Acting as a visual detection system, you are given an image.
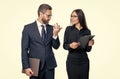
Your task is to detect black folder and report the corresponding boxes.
[78,35,95,49]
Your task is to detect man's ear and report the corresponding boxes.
[39,12,43,17]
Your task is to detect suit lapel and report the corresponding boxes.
[44,24,53,44]
[32,22,53,45]
[32,21,44,44]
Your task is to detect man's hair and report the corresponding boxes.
[38,4,52,16]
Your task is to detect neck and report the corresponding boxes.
[75,23,83,30]
[37,17,43,24]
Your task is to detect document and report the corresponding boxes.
[29,58,40,77]
[78,35,95,49]
[22,58,40,77]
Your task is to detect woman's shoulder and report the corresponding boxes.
[65,25,74,31]
[83,28,91,35]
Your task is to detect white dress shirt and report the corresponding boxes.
[36,20,57,39]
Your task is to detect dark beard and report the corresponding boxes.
[42,18,49,24]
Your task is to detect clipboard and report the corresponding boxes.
[78,35,95,49]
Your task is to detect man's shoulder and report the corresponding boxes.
[65,25,73,31]
[23,21,36,31]
[24,21,36,27]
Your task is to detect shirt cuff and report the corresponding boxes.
[52,35,58,39]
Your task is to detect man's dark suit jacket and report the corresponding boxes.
[21,21,60,70]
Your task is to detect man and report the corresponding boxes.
[21,4,62,79]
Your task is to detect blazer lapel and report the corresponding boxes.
[32,22,53,45]
[32,21,44,44]
[44,24,53,44]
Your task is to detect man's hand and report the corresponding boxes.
[24,68,33,77]
[53,23,62,37]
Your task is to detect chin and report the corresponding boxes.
[71,22,76,24]
[43,21,49,24]
[71,23,76,25]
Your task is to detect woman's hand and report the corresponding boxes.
[88,39,94,46]
[69,42,80,49]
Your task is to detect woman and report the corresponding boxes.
[63,9,94,79]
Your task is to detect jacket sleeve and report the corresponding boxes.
[85,30,92,52]
[52,36,60,49]
[63,26,72,50]
[21,26,30,69]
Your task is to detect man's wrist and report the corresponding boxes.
[53,35,58,39]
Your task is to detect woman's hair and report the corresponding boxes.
[72,9,88,29]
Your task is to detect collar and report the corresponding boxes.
[36,20,42,27]
[36,19,46,26]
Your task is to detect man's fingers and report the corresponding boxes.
[30,70,34,75]
[25,68,33,77]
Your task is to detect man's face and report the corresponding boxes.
[41,10,52,24]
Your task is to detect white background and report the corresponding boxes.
[0,0,120,79]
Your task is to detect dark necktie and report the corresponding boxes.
[41,25,46,41]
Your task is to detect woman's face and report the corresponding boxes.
[70,11,79,25]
